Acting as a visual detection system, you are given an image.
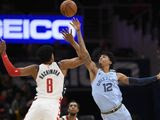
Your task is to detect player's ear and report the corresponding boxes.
[67,108,69,113]
[109,60,112,65]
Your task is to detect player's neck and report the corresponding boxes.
[68,114,77,120]
[102,66,110,73]
[44,60,54,65]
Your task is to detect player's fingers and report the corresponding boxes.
[61,31,65,35]
[62,28,67,32]
[73,17,76,21]
[0,39,4,44]
[62,28,68,34]
[61,29,67,35]
[2,40,5,43]
[63,36,70,41]
[1,40,5,45]
[76,18,79,22]
[70,22,74,27]
[61,31,67,37]
[3,41,6,47]
[66,27,69,31]
[63,36,69,41]
[72,18,76,24]
[65,28,69,34]
[62,36,66,40]
[61,28,66,33]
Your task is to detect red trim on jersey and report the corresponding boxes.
[66,115,69,120]
[1,52,21,76]
[66,115,77,120]
[57,97,63,120]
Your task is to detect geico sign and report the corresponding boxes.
[0,19,76,39]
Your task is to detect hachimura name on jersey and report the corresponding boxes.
[36,62,64,99]
[39,69,60,79]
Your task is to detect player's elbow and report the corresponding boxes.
[8,72,17,77]
[7,69,21,77]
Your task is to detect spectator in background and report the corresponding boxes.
[0,90,11,120]
[61,100,79,120]
[11,92,22,120]
[132,113,142,120]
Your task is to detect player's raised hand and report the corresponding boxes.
[70,17,81,31]
[61,28,75,43]
[0,39,6,55]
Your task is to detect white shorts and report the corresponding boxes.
[24,98,61,120]
[101,104,132,120]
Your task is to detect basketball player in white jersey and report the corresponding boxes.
[0,32,85,120]
[69,18,160,120]
[61,100,79,120]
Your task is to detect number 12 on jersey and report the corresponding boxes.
[47,78,53,93]
[103,83,112,92]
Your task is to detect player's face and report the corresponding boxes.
[68,102,79,114]
[99,54,112,67]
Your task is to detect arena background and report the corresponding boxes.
[0,0,160,120]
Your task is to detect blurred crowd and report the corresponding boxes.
[0,74,35,120]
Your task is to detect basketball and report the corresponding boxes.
[60,0,77,17]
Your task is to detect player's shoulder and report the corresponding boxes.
[26,64,39,71]
[110,69,116,72]
[57,60,64,68]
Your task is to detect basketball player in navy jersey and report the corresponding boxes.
[61,100,79,120]
[0,30,85,120]
[69,18,160,120]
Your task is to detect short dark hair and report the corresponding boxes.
[101,51,115,65]
[37,45,53,63]
[68,100,80,109]
[92,49,115,69]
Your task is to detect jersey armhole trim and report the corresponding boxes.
[35,65,40,81]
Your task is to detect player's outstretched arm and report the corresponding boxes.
[58,57,84,76]
[0,40,38,78]
[61,28,82,58]
[70,18,98,81]
[117,72,160,86]
[70,18,90,60]
[59,29,85,76]
[70,18,86,51]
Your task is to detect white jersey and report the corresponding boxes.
[35,62,64,99]
[61,115,78,120]
[91,69,122,113]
